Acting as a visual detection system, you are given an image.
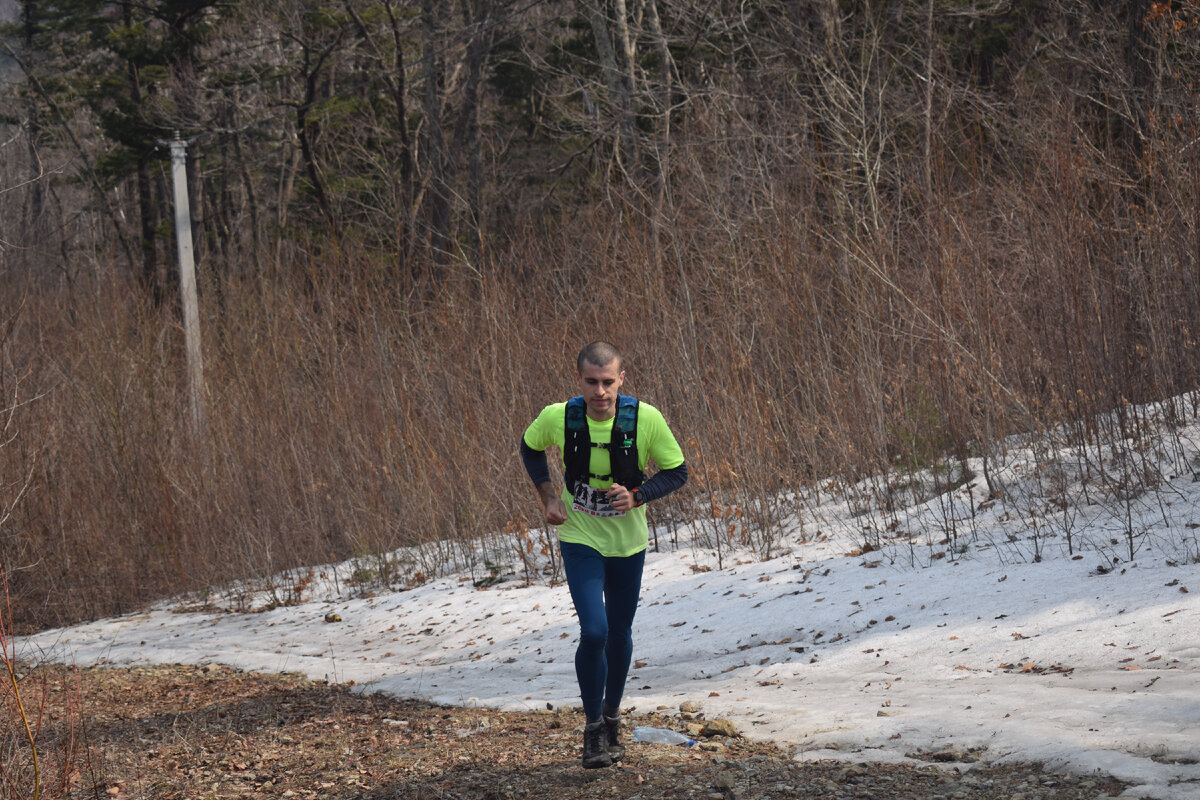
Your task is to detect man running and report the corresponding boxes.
[520,341,689,769]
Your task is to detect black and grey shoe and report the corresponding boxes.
[582,719,613,769]
[603,713,625,762]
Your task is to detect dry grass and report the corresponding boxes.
[1,568,80,800]
[7,135,1200,631]
[4,3,1200,634]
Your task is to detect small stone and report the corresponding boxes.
[713,772,736,790]
[680,700,701,713]
[702,719,740,738]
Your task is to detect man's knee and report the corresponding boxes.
[579,622,609,650]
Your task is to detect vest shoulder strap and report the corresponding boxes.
[612,395,638,444]
[565,395,639,430]
[565,395,589,430]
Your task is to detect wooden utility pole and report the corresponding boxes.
[168,134,206,437]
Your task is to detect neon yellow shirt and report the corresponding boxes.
[523,399,685,557]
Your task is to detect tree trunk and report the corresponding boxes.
[1123,0,1152,157]
[421,0,451,273]
[373,0,417,267]
[456,0,490,263]
[137,152,162,303]
[21,0,48,249]
[584,0,638,171]
[923,0,934,197]
[644,0,673,202]
[296,39,340,234]
[125,31,162,302]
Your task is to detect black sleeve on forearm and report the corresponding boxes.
[637,461,688,504]
[520,437,551,486]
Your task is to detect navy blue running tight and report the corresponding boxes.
[559,541,646,720]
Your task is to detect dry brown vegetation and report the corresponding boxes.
[5,4,1200,798]
[3,2,1200,632]
[7,131,1200,631]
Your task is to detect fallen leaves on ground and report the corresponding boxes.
[14,662,1126,800]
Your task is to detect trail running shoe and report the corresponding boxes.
[603,713,625,762]
[582,719,613,769]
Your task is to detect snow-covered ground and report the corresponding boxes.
[19,410,1200,799]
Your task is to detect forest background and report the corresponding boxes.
[2,0,1200,634]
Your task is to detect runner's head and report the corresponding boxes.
[577,341,622,373]
[576,341,625,420]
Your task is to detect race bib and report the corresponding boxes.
[572,484,623,517]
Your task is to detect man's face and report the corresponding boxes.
[576,359,625,420]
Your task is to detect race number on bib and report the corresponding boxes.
[572,484,624,517]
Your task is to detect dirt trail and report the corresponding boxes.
[11,663,1127,799]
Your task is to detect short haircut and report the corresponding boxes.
[577,341,623,372]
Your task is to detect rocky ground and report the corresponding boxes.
[7,663,1129,799]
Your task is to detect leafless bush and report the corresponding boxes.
[0,334,79,799]
[1,567,82,800]
[8,2,1200,629]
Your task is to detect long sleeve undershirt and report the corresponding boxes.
[520,438,688,504]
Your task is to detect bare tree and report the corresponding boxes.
[421,0,451,272]
[582,0,638,171]
[455,0,492,263]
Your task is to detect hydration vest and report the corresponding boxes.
[563,395,644,494]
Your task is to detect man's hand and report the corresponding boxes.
[606,483,638,514]
[543,496,568,525]
[536,482,568,525]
